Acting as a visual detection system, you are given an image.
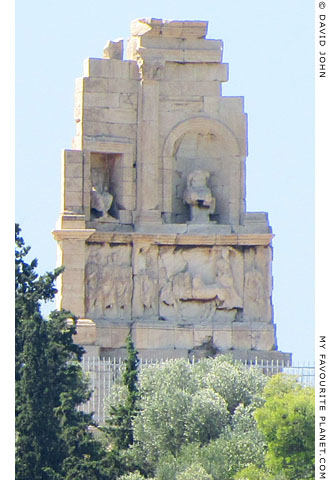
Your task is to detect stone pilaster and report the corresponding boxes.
[135,59,164,226]
[52,229,95,317]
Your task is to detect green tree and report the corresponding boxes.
[103,335,140,451]
[125,356,267,470]
[118,472,150,480]
[234,464,287,480]
[177,463,213,480]
[15,225,117,480]
[254,374,315,480]
[155,404,266,480]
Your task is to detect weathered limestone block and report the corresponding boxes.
[159,80,221,98]
[72,319,97,345]
[130,18,208,39]
[231,323,275,351]
[79,77,110,93]
[174,328,194,349]
[56,214,86,230]
[83,91,120,107]
[138,36,223,53]
[83,121,137,139]
[96,324,130,348]
[136,348,189,360]
[84,107,137,124]
[164,62,228,82]
[61,150,84,214]
[213,328,233,350]
[82,77,138,95]
[103,39,124,60]
[84,58,130,79]
[135,47,222,63]
[160,97,204,114]
[133,324,175,350]
[119,92,138,108]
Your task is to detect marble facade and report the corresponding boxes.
[53,18,290,362]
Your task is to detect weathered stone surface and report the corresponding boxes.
[103,39,124,60]
[130,18,208,39]
[54,18,290,362]
[164,62,228,82]
[84,58,130,79]
[72,319,97,345]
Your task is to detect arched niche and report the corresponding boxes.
[161,116,244,225]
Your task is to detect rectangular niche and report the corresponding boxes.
[89,152,135,222]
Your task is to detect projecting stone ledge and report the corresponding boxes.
[85,231,274,246]
[73,320,292,365]
[130,18,209,38]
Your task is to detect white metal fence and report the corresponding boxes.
[78,357,315,425]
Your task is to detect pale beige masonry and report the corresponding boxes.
[54,18,291,363]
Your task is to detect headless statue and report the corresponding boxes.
[90,169,114,219]
[184,169,216,223]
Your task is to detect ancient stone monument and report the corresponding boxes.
[53,18,291,362]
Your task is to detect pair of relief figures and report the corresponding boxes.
[91,167,215,224]
[85,246,133,318]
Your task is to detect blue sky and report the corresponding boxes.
[15,0,314,363]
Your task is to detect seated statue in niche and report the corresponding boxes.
[90,169,117,221]
[184,169,216,223]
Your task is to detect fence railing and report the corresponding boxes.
[78,356,315,425]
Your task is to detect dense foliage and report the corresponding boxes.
[106,355,269,479]
[105,357,315,480]
[254,375,315,480]
[15,225,117,480]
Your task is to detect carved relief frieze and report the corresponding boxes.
[159,245,244,322]
[133,243,159,317]
[84,241,272,325]
[85,244,132,320]
[243,246,272,323]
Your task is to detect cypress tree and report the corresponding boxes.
[103,335,140,450]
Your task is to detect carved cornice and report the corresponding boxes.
[52,229,96,242]
[85,231,273,246]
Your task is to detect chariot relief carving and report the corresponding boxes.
[159,246,243,321]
